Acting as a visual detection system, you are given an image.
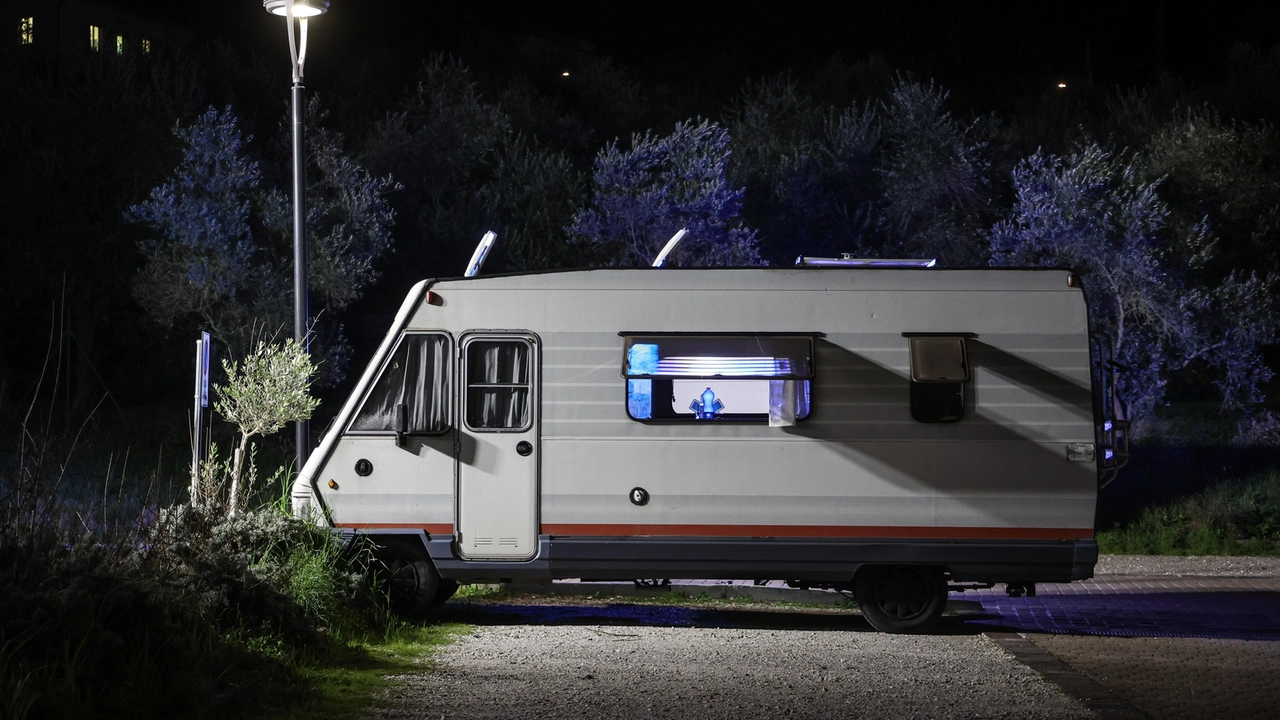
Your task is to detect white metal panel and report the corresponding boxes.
[321,435,454,525]
[321,268,1098,538]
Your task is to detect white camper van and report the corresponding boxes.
[292,266,1127,632]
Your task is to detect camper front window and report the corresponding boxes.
[621,334,814,424]
[349,333,451,434]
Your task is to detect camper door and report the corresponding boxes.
[456,333,539,560]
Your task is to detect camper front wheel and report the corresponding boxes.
[854,565,947,634]
[386,550,442,619]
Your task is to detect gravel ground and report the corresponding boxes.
[1095,554,1280,577]
[369,627,1094,720]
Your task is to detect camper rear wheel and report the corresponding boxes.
[855,565,947,634]
[385,548,442,620]
[432,578,460,607]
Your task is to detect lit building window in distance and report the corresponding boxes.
[89,25,99,51]
[142,38,151,54]
[20,17,34,45]
[116,35,123,54]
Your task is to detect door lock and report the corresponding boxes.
[516,441,533,456]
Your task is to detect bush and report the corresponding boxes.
[1098,471,1280,555]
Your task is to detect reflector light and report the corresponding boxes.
[1103,420,1113,432]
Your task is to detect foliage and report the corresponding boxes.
[990,142,1279,430]
[1097,471,1280,556]
[211,338,318,513]
[724,75,996,266]
[569,118,762,266]
[877,78,996,265]
[128,104,398,386]
[1136,106,1280,277]
[479,136,586,271]
[362,56,510,275]
[725,75,881,263]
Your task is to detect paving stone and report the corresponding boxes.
[1029,634,1280,720]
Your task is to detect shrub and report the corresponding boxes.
[1098,471,1280,555]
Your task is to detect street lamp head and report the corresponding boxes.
[263,0,329,18]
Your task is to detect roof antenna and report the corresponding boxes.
[464,231,497,277]
[651,228,688,267]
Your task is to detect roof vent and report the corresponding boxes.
[795,255,936,268]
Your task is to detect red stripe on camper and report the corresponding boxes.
[539,523,1093,540]
[333,523,453,534]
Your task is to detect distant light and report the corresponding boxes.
[263,0,330,17]
[561,71,571,77]
[1057,82,1068,89]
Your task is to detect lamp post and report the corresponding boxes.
[263,0,329,473]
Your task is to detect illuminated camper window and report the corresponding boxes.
[621,334,814,424]
[906,335,970,423]
[349,333,451,434]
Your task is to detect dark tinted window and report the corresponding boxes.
[907,336,968,423]
[349,334,450,433]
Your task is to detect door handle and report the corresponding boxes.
[516,441,533,456]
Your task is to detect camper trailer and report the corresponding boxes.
[292,266,1126,633]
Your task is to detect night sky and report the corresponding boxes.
[114,0,1280,111]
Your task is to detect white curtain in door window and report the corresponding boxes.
[467,341,530,429]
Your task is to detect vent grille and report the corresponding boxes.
[473,537,493,547]
[498,537,519,547]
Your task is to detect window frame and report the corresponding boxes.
[904,333,974,424]
[619,332,818,425]
[346,331,453,437]
[462,335,535,434]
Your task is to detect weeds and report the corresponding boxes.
[1098,470,1280,555]
[0,319,454,719]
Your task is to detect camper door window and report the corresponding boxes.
[464,339,533,431]
[906,335,970,424]
[349,333,451,434]
[621,334,814,423]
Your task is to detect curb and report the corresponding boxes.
[985,632,1150,720]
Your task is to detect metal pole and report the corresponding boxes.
[292,78,309,472]
[192,337,204,501]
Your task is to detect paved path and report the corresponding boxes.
[957,574,1280,719]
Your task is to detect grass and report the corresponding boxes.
[273,623,469,720]
[1098,470,1280,556]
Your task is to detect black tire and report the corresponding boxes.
[385,548,442,620]
[854,565,947,634]
[431,578,460,607]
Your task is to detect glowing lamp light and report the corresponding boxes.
[657,357,794,377]
[1057,82,1068,89]
[689,387,725,419]
[562,71,571,77]
[1105,449,1115,461]
[263,0,330,17]
[1103,420,1113,432]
